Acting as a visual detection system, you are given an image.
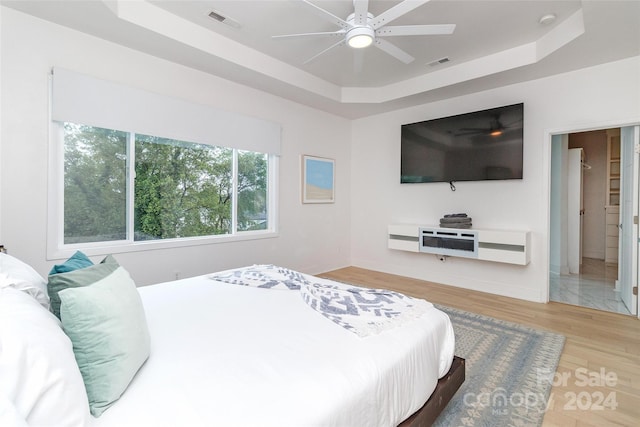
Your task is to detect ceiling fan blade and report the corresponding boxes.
[374,38,415,64]
[459,128,491,132]
[300,0,350,30]
[272,30,346,40]
[303,39,346,64]
[503,118,523,127]
[353,0,369,26]
[370,0,431,30]
[377,24,456,37]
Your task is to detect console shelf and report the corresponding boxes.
[388,224,530,265]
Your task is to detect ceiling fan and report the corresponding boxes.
[272,0,455,64]
[456,115,522,137]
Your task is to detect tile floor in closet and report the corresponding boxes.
[550,257,631,315]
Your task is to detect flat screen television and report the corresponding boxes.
[401,103,523,183]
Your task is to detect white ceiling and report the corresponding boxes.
[4,0,640,118]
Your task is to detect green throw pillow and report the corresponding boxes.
[59,266,150,417]
[49,250,94,275]
[47,255,119,319]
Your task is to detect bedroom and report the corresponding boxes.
[1,1,639,426]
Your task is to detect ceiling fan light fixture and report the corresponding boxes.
[347,27,374,48]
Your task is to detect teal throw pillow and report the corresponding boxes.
[59,266,150,417]
[47,255,119,319]
[49,250,94,275]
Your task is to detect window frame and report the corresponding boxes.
[47,122,279,261]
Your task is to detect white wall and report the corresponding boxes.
[0,8,351,285]
[350,56,640,302]
[569,130,608,260]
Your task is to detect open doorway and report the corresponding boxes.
[549,127,638,316]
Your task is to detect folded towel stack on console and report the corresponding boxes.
[440,213,472,229]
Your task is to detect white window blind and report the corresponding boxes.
[51,67,281,155]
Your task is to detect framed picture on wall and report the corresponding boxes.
[302,155,335,204]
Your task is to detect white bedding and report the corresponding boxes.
[88,270,455,427]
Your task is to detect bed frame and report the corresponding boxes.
[399,356,465,427]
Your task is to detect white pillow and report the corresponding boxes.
[0,287,90,426]
[0,253,49,309]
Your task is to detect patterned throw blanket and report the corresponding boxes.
[210,265,431,337]
[209,264,311,290]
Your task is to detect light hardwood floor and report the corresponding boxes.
[321,267,640,427]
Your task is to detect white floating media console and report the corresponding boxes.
[388,224,530,265]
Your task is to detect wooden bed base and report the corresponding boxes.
[398,356,465,427]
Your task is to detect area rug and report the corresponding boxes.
[433,304,565,427]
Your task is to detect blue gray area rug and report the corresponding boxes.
[434,305,565,427]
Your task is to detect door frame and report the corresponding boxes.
[619,126,639,314]
[544,119,640,319]
[567,148,583,274]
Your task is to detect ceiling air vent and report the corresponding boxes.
[208,9,241,29]
[428,57,450,67]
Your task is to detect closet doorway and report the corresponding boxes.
[549,126,638,316]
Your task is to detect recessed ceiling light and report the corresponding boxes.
[538,13,557,25]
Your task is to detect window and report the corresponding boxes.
[48,68,280,258]
[56,122,275,252]
[63,123,127,244]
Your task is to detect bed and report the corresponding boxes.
[0,253,463,426]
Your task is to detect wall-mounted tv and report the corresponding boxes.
[401,103,523,183]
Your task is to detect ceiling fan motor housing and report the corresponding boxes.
[346,12,375,48]
[347,26,375,48]
[273,1,455,64]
